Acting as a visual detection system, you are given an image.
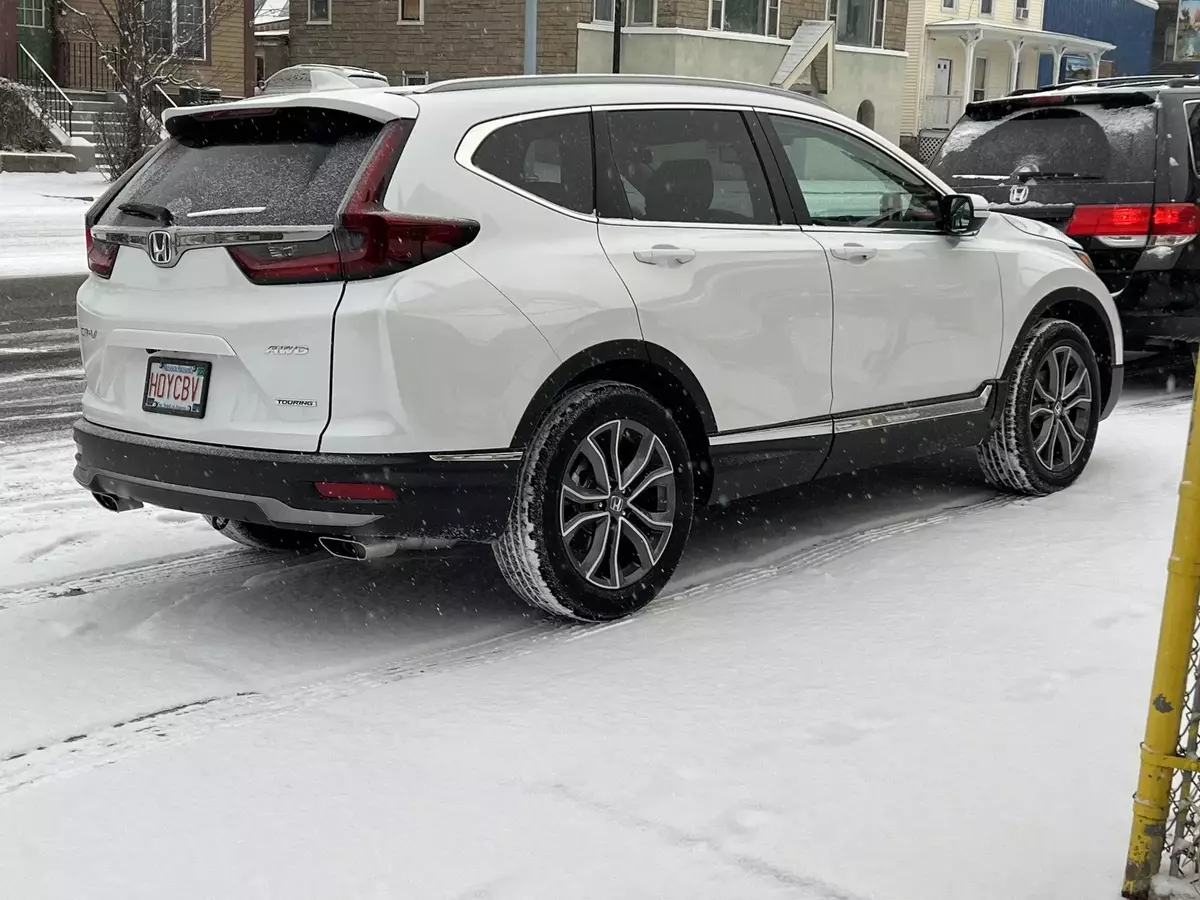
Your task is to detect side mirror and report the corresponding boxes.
[940,194,978,235]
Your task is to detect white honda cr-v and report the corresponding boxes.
[75,74,1122,621]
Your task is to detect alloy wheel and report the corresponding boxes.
[1029,344,1093,472]
[558,419,677,590]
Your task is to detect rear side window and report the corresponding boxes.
[932,103,1157,182]
[98,108,383,228]
[601,108,777,226]
[472,113,595,215]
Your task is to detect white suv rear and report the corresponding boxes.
[75,75,1123,621]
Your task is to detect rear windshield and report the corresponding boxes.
[931,102,1157,183]
[98,108,382,228]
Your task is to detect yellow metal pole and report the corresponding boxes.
[1124,370,1200,899]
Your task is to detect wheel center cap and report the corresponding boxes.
[1054,401,1063,416]
[608,495,625,514]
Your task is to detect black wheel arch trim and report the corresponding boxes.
[1005,287,1118,406]
[509,340,719,449]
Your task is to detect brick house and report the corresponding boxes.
[289,0,912,143]
[6,0,252,99]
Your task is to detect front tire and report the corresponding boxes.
[205,517,320,553]
[977,318,1102,495]
[494,381,695,622]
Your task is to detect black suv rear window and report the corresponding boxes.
[98,108,383,228]
[932,102,1157,182]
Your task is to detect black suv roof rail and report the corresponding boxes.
[1009,74,1200,97]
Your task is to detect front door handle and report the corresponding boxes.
[634,245,696,266]
[829,242,878,263]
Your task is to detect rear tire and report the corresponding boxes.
[977,318,1101,496]
[205,516,320,553]
[493,381,694,622]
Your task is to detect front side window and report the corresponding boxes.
[767,114,941,230]
[710,0,780,36]
[602,109,777,225]
[472,113,595,216]
[148,0,208,59]
[834,0,885,48]
[16,0,45,29]
[308,0,330,22]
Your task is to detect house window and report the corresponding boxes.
[832,0,885,49]
[16,0,46,29]
[631,0,655,25]
[594,0,613,20]
[402,71,428,85]
[1014,0,1029,20]
[399,0,422,23]
[148,0,208,60]
[941,0,955,9]
[980,0,993,14]
[308,0,330,22]
[972,56,988,101]
[255,54,266,82]
[709,0,781,36]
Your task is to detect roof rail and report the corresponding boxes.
[1012,74,1200,96]
[416,73,827,105]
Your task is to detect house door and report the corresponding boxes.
[934,58,952,95]
[972,57,988,102]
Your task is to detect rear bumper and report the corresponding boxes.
[72,419,521,542]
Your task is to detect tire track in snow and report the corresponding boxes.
[0,493,1017,797]
[0,548,271,609]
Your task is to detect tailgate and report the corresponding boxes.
[80,106,385,452]
[931,98,1158,291]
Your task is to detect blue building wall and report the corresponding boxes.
[1036,0,1157,84]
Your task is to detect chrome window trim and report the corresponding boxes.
[455,105,599,223]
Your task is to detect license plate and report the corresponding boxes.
[143,357,211,418]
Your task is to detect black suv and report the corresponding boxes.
[930,76,1200,351]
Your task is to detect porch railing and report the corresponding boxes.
[16,45,73,138]
[923,93,965,130]
[57,41,178,130]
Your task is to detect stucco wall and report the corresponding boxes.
[577,26,789,83]
[827,47,907,144]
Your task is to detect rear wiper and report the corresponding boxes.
[1012,172,1100,182]
[118,202,173,225]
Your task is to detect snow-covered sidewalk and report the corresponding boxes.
[0,171,108,278]
[0,399,1182,899]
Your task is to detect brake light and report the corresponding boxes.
[1066,204,1200,237]
[86,228,117,278]
[228,235,342,285]
[314,482,397,501]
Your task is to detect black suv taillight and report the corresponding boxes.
[227,120,479,285]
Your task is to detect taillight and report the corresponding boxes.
[1066,204,1200,237]
[226,119,479,285]
[228,235,343,285]
[86,228,117,279]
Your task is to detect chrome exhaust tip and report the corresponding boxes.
[318,536,456,560]
[91,491,143,513]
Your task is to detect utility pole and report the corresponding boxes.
[523,0,537,75]
[612,0,623,73]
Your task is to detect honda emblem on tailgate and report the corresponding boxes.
[148,230,173,266]
[1009,185,1030,205]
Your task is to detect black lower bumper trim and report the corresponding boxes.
[72,419,520,542]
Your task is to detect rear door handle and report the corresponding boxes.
[829,243,877,263]
[634,245,696,266]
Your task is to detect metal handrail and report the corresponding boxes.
[16,44,74,138]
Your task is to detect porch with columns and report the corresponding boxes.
[920,20,1115,132]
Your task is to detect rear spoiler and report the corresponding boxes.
[162,91,417,135]
[965,90,1156,121]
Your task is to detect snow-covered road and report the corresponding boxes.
[0,391,1188,899]
[0,172,107,279]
